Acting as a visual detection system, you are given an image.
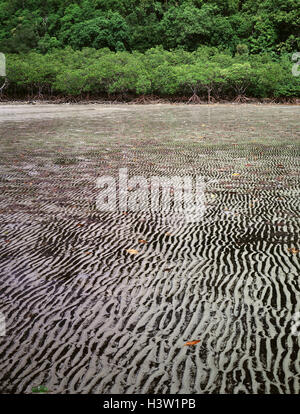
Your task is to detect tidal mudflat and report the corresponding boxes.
[0,103,299,393]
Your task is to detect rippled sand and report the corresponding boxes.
[0,104,299,394]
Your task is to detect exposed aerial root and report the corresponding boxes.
[187,93,203,104]
[233,95,252,103]
[129,95,170,104]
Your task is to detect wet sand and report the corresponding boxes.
[0,104,299,393]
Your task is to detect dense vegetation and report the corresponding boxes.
[1,0,299,54]
[5,47,299,101]
[0,0,299,101]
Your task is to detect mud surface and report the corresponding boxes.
[0,104,299,393]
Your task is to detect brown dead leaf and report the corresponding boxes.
[184,340,201,346]
[126,249,139,255]
[138,239,147,244]
[288,248,299,254]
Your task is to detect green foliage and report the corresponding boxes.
[0,0,299,100]
[31,385,48,393]
[176,61,225,102]
[5,47,299,100]
[236,44,249,56]
[59,12,130,51]
[7,51,59,95]
[160,4,218,50]
[37,34,61,53]
[223,62,257,96]
[0,0,298,54]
